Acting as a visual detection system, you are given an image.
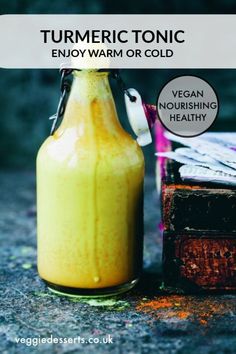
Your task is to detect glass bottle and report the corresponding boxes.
[37,70,144,296]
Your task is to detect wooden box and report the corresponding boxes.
[155,122,236,291]
[163,232,236,291]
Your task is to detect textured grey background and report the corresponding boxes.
[1,172,236,354]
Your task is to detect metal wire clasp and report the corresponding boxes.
[49,68,72,135]
[111,70,136,102]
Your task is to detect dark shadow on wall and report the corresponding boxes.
[1,0,236,171]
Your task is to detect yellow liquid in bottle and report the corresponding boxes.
[37,71,144,292]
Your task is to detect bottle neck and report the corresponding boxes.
[60,71,122,134]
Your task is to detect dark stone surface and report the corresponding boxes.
[0,172,236,354]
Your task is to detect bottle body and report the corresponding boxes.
[37,71,144,294]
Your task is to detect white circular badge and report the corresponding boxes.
[157,75,219,137]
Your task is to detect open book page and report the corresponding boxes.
[156,132,236,185]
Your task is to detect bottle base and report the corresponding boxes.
[44,278,139,298]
